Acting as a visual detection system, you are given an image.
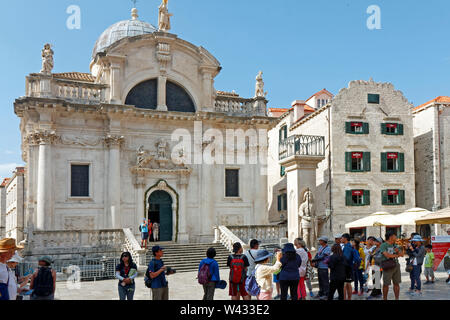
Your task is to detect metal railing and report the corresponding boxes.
[279,135,325,160]
[17,257,121,282]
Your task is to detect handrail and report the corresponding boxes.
[279,135,325,160]
[214,226,247,252]
[123,228,147,266]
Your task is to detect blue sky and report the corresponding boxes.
[1,0,450,180]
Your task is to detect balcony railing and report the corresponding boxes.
[279,135,325,160]
[214,95,267,117]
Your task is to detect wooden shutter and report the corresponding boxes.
[382,190,388,205]
[345,152,352,172]
[399,190,405,205]
[363,122,369,134]
[381,123,386,135]
[398,124,404,135]
[345,122,352,133]
[364,190,370,206]
[346,191,352,206]
[363,152,371,172]
[398,153,405,172]
[381,153,387,172]
[277,195,282,211]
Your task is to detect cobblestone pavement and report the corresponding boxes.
[55,264,450,301]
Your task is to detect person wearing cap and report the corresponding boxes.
[227,242,251,301]
[279,243,302,301]
[148,246,170,300]
[198,248,221,300]
[244,239,261,279]
[7,251,31,300]
[367,237,383,299]
[334,234,343,248]
[254,250,282,300]
[312,236,331,300]
[407,235,426,296]
[29,256,56,300]
[0,238,23,300]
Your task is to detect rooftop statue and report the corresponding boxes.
[255,71,267,98]
[159,0,173,32]
[40,43,54,75]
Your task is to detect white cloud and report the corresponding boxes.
[0,163,23,180]
[4,150,14,155]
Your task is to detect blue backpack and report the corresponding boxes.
[352,249,362,267]
[245,268,261,297]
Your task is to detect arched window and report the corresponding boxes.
[125,79,196,113]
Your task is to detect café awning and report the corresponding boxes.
[389,208,432,226]
[345,212,400,229]
[415,207,450,225]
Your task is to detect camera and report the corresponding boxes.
[166,267,176,275]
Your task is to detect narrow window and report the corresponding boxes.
[225,169,239,197]
[386,153,398,171]
[71,165,89,197]
[351,152,363,171]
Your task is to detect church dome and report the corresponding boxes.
[92,8,157,59]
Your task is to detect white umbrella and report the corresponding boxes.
[391,208,431,226]
[416,206,450,225]
[345,212,401,237]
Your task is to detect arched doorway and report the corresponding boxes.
[148,190,173,242]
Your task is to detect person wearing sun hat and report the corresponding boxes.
[407,235,426,296]
[30,256,57,300]
[254,249,282,300]
[0,238,24,300]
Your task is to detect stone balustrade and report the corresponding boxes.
[214,95,267,117]
[123,228,147,266]
[29,229,125,253]
[226,225,288,245]
[214,226,247,252]
[26,74,107,104]
[279,135,326,161]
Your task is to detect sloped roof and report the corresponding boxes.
[305,88,333,102]
[0,178,10,187]
[53,72,96,83]
[413,96,450,112]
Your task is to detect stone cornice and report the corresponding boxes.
[14,97,278,127]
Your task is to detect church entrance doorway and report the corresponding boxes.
[148,190,173,242]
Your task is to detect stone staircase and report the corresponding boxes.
[144,242,231,273]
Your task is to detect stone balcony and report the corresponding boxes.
[279,135,326,161]
[25,73,108,105]
[214,93,267,117]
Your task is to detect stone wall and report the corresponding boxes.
[0,186,5,238]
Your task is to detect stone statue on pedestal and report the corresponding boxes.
[254,71,267,98]
[136,145,146,166]
[158,0,173,32]
[40,43,54,74]
[299,189,315,250]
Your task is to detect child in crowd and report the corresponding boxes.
[424,245,435,284]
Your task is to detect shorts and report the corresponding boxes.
[424,267,434,279]
[273,274,280,283]
[141,232,149,240]
[229,282,249,297]
[382,262,402,286]
[345,266,354,283]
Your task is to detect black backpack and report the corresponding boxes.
[33,267,54,297]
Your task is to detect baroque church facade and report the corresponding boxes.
[13,5,275,244]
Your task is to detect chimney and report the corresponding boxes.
[292,100,305,121]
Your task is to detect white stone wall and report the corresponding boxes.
[5,173,24,242]
[0,186,5,238]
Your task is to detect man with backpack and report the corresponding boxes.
[341,233,361,300]
[29,256,56,300]
[227,242,250,300]
[147,246,172,300]
[367,237,383,299]
[198,248,221,300]
[244,239,260,279]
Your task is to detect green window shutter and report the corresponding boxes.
[399,190,405,205]
[294,140,300,152]
[280,166,285,177]
[345,152,352,172]
[398,124,404,135]
[346,191,352,206]
[345,122,352,133]
[381,123,386,135]
[277,195,282,211]
[283,194,287,210]
[284,126,288,139]
[279,129,282,141]
[363,152,371,172]
[364,190,370,206]
[381,153,387,172]
[398,153,405,172]
[382,190,388,205]
[363,122,369,134]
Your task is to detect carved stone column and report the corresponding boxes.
[157,75,168,111]
[177,174,189,243]
[33,131,58,230]
[134,174,146,235]
[105,135,124,229]
[280,155,324,243]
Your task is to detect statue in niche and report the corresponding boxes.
[40,43,54,74]
[136,145,146,166]
[156,140,168,159]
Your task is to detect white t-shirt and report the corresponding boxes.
[0,263,17,300]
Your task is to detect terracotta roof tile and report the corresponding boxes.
[1,178,10,187]
[53,72,96,83]
[305,88,333,102]
[414,96,450,111]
